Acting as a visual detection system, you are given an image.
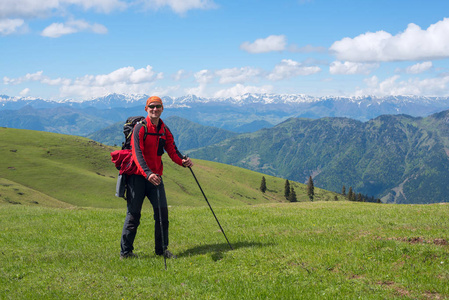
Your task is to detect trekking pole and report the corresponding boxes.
[156,184,167,270]
[187,166,233,250]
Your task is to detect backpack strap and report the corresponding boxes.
[144,123,166,137]
[141,120,148,142]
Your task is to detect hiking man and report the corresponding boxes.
[120,96,193,259]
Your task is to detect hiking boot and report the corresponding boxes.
[158,249,177,259]
[120,252,138,260]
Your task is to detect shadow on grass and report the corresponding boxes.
[177,241,273,261]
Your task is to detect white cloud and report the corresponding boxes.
[172,69,191,81]
[329,61,379,75]
[140,0,218,14]
[193,69,214,84]
[3,71,46,85]
[19,88,30,96]
[356,74,449,97]
[4,66,164,99]
[0,0,127,18]
[215,67,262,84]
[240,35,287,54]
[64,0,127,13]
[60,65,164,98]
[183,69,215,97]
[267,59,321,81]
[41,19,107,37]
[0,18,27,35]
[41,77,72,86]
[330,18,449,62]
[74,65,163,87]
[213,84,273,98]
[405,61,433,74]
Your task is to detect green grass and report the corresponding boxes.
[1,202,448,299]
[2,128,448,299]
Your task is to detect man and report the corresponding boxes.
[120,96,193,259]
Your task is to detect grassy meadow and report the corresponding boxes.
[1,202,448,299]
[1,128,448,299]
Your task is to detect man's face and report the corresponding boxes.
[146,102,163,120]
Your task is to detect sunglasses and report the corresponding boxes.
[148,104,162,109]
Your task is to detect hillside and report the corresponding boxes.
[87,115,238,151]
[187,110,449,204]
[0,128,340,208]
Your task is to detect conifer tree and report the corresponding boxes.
[348,187,353,201]
[288,186,297,202]
[341,185,346,196]
[260,176,267,193]
[307,176,314,202]
[284,179,290,199]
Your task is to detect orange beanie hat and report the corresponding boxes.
[145,96,163,109]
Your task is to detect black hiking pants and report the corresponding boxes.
[120,174,169,256]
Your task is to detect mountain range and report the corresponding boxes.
[187,110,449,204]
[2,93,449,204]
[3,93,449,133]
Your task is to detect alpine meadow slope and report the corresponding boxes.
[187,110,449,204]
[0,128,340,208]
[87,115,238,151]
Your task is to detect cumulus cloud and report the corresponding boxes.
[0,18,27,35]
[193,69,214,84]
[267,59,321,81]
[0,0,127,18]
[3,71,47,85]
[140,0,218,14]
[172,69,191,81]
[329,61,379,75]
[41,19,107,37]
[4,65,164,99]
[330,18,449,62]
[215,67,263,84]
[182,69,215,97]
[73,65,163,86]
[404,61,433,74]
[19,88,30,96]
[240,35,287,54]
[356,74,449,97]
[60,66,163,98]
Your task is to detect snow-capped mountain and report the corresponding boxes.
[2,92,448,109]
[2,93,449,131]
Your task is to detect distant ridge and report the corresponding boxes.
[3,93,449,133]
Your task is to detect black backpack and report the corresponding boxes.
[121,116,147,150]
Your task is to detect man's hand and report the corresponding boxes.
[148,173,161,185]
[182,157,193,168]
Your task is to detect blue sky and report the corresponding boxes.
[1,0,449,101]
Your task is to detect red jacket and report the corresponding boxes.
[131,117,184,178]
[111,149,138,175]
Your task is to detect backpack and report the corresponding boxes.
[121,116,147,150]
[112,116,166,200]
[112,116,147,200]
